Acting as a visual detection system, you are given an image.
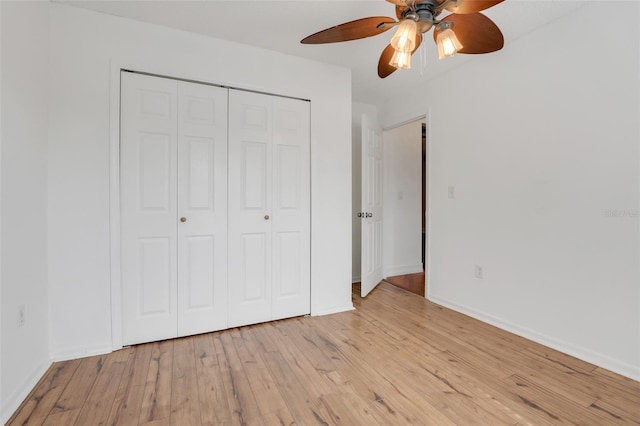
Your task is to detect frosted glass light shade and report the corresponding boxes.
[447,0,462,13]
[390,19,418,53]
[389,49,411,69]
[437,28,463,59]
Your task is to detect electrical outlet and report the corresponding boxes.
[18,304,25,327]
[475,265,484,279]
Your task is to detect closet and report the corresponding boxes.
[120,72,310,346]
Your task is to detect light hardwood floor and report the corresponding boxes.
[8,282,640,425]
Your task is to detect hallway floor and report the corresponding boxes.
[384,271,425,296]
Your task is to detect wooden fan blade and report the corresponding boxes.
[378,44,398,78]
[301,17,396,44]
[378,33,422,79]
[386,0,409,6]
[395,5,405,20]
[446,0,504,14]
[434,13,504,54]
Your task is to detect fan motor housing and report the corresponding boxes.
[404,4,436,33]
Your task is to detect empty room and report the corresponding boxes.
[1,0,639,424]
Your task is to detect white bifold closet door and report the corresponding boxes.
[228,90,311,328]
[120,72,228,345]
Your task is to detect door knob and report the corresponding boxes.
[180,217,187,223]
[264,215,270,220]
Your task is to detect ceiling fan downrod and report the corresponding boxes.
[398,0,449,33]
[400,0,461,21]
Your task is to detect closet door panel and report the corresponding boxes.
[121,72,179,345]
[228,90,273,327]
[271,97,311,320]
[177,81,228,335]
[241,233,268,300]
[242,142,268,209]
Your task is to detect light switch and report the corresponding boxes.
[448,186,455,199]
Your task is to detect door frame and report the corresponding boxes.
[108,62,314,350]
[109,62,125,350]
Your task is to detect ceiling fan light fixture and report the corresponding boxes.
[447,0,462,13]
[299,0,506,79]
[390,18,418,53]
[389,49,411,69]
[436,26,463,59]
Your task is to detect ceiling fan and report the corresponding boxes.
[300,0,505,78]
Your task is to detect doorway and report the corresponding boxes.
[352,112,428,298]
[382,120,427,296]
[380,118,427,297]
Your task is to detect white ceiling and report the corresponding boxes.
[57,0,586,104]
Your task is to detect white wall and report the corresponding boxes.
[1,1,3,412]
[351,102,378,282]
[1,1,51,421]
[379,1,640,379]
[382,120,423,277]
[47,3,353,359]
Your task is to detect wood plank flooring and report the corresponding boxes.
[384,272,425,296]
[8,282,640,425]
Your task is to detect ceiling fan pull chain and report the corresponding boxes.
[419,39,428,76]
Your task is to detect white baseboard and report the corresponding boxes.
[1,358,51,424]
[384,263,423,278]
[50,342,114,362]
[313,303,355,316]
[428,295,640,381]
[352,275,361,283]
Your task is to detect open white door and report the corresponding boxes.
[360,114,383,297]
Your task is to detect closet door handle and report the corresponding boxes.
[264,215,270,220]
[180,217,187,223]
